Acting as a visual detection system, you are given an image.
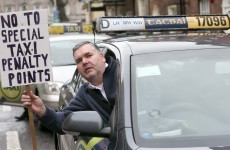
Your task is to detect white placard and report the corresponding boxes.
[0,9,53,87]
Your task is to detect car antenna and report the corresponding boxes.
[92,21,96,43]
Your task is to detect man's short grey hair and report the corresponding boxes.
[72,41,100,56]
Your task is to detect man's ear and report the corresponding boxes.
[100,53,106,62]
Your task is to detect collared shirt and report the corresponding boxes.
[88,83,108,100]
[88,63,108,100]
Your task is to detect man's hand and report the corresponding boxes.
[21,91,46,117]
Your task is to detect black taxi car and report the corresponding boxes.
[58,15,230,149]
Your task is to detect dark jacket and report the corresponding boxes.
[39,57,118,134]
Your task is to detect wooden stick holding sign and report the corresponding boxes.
[26,85,37,150]
[0,9,53,150]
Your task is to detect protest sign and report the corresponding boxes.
[0,9,53,87]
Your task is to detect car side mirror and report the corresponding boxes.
[61,79,71,89]
[62,111,111,138]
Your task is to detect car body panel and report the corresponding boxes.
[36,65,76,109]
[52,66,76,82]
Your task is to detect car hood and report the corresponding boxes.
[52,65,76,83]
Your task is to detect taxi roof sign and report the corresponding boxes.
[49,24,93,34]
[95,15,230,32]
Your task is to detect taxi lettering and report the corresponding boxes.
[64,26,81,32]
[146,18,186,25]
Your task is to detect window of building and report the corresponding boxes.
[20,2,27,11]
[65,4,70,15]
[138,0,149,16]
[168,5,178,15]
[47,4,54,16]
[222,0,230,14]
[34,3,41,10]
[152,5,160,16]
[199,0,210,14]
[5,5,14,12]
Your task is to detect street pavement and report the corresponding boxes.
[0,105,55,150]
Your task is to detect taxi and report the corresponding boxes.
[58,15,230,149]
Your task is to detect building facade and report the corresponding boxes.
[0,0,229,24]
[0,0,86,24]
[136,0,230,16]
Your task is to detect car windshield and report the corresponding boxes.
[50,40,76,66]
[131,48,230,147]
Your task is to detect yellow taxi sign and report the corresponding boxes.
[95,15,230,32]
[82,24,93,33]
[187,16,230,29]
[49,25,81,34]
[49,26,64,34]
[49,24,93,34]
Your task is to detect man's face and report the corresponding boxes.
[73,44,106,85]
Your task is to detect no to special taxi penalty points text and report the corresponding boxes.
[0,11,51,87]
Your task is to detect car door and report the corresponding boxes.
[57,69,82,150]
[71,45,121,150]
[59,68,100,150]
[59,45,121,150]
[68,71,97,150]
[59,69,81,110]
